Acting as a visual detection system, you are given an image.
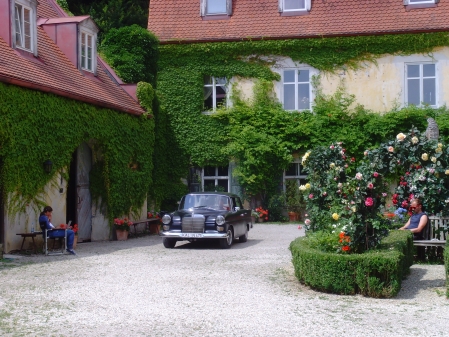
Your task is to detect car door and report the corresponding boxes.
[231,196,245,237]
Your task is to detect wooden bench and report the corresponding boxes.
[129,218,161,237]
[413,216,447,248]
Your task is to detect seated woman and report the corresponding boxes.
[399,198,428,240]
[39,206,76,255]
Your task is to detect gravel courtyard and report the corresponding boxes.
[0,224,447,337]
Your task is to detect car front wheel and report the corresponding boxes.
[163,238,177,248]
[219,228,234,249]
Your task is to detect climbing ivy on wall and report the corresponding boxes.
[0,82,154,218]
[154,32,449,205]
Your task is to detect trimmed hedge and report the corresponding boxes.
[289,230,414,298]
[444,241,449,298]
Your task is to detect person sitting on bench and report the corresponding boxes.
[399,198,428,240]
[39,206,76,255]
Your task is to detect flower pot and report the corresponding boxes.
[116,229,129,241]
[288,212,299,222]
[259,217,264,223]
[72,235,77,249]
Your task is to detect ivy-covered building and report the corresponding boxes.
[0,0,154,252]
[147,0,449,207]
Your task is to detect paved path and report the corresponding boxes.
[0,224,447,337]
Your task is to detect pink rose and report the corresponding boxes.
[365,197,374,207]
[309,194,314,199]
[373,172,379,178]
[330,145,334,149]
[367,183,374,189]
[304,219,311,225]
[382,193,387,197]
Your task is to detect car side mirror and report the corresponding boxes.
[234,206,240,211]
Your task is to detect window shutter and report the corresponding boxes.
[278,0,283,12]
[200,0,206,16]
[226,0,233,15]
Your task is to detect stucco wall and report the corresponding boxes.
[234,47,449,112]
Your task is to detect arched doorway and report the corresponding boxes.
[66,143,92,242]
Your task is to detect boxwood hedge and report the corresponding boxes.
[289,230,414,297]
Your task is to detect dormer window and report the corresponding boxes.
[13,0,37,55]
[278,0,311,15]
[78,19,98,74]
[80,31,94,72]
[200,0,232,17]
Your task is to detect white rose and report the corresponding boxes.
[396,133,406,141]
[411,136,419,144]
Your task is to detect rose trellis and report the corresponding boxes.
[301,127,449,253]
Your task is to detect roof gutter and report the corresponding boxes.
[0,75,147,116]
[159,28,449,44]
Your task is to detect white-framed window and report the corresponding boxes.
[405,63,437,107]
[80,30,95,72]
[283,161,307,189]
[279,0,311,12]
[282,69,312,111]
[405,0,437,4]
[203,76,228,112]
[200,0,232,16]
[203,165,229,192]
[13,0,37,54]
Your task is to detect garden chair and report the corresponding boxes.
[42,228,67,255]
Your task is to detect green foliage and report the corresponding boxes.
[267,193,287,222]
[66,0,149,40]
[136,82,154,114]
[289,230,414,297]
[0,82,154,218]
[100,25,159,85]
[55,0,73,15]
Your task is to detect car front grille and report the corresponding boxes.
[182,215,205,233]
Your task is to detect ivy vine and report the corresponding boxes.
[0,82,154,219]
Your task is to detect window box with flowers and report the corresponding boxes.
[114,218,133,241]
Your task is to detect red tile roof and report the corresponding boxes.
[0,0,144,115]
[148,0,449,43]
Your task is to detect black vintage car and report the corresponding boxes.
[159,192,253,249]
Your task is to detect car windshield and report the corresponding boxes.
[179,195,230,211]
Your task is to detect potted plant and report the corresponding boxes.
[255,207,269,222]
[72,224,78,248]
[285,180,305,222]
[114,217,133,241]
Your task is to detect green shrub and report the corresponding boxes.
[267,193,287,222]
[289,230,414,297]
[100,25,159,85]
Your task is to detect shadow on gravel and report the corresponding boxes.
[395,265,446,299]
[4,235,162,265]
[174,239,262,250]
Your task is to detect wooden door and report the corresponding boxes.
[76,143,92,241]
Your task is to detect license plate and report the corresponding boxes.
[180,233,203,238]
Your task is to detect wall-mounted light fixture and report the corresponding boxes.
[43,159,53,174]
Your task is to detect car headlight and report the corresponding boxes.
[162,214,172,225]
[216,215,225,226]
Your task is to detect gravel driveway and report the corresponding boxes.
[0,224,447,337]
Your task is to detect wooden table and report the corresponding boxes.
[16,232,42,254]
